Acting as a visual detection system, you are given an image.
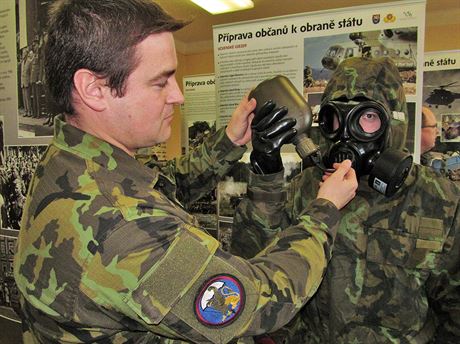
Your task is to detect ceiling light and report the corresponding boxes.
[190,0,254,15]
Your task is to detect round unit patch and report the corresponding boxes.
[195,274,244,327]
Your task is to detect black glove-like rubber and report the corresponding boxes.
[250,100,297,174]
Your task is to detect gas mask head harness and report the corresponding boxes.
[319,97,412,197]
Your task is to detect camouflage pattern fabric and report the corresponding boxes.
[232,57,460,343]
[233,166,460,343]
[14,115,342,343]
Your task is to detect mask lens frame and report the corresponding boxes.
[348,101,389,142]
[318,102,343,140]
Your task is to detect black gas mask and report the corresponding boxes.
[318,99,412,197]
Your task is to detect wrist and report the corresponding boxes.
[225,125,246,146]
[250,151,283,174]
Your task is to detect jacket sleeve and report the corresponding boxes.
[231,169,293,259]
[144,127,247,207]
[98,198,340,344]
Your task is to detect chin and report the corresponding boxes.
[160,130,172,143]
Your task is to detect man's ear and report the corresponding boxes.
[73,69,107,112]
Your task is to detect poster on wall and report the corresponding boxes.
[182,74,217,152]
[422,50,460,180]
[181,75,218,231]
[213,0,426,161]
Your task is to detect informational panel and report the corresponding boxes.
[422,50,460,178]
[182,74,217,152]
[213,0,426,160]
[0,1,20,145]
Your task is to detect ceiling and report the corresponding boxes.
[155,0,460,54]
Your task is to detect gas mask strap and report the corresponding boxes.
[308,151,335,173]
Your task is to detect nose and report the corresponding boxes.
[168,77,184,105]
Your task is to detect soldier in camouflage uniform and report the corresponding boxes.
[232,57,460,343]
[13,1,358,343]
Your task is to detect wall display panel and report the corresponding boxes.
[213,0,426,162]
[182,74,217,151]
[181,75,219,227]
[422,50,460,179]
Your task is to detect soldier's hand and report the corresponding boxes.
[317,160,357,209]
[225,94,256,146]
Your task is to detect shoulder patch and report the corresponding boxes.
[194,274,245,327]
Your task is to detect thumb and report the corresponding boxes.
[332,159,352,179]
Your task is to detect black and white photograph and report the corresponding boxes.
[0,145,47,229]
[17,0,59,138]
[0,229,20,312]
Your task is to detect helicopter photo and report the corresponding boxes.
[321,28,417,72]
[424,82,460,108]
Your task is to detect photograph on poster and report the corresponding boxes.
[0,145,47,229]
[422,68,460,150]
[303,27,418,97]
[188,120,216,152]
[185,120,218,219]
[306,92,323,125]
[0,231,20,311]
[441,114,460,142]
[17,0,59,138]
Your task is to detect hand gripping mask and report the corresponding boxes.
[319,57,413,197]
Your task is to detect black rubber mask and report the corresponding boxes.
[319,99,412,197]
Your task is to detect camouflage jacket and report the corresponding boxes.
[232,165,460,343]
[14,116,342,344]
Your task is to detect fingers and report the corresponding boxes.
[263,118,296,139]
[344,165,357,182]
[246,97,257,114]
[330,160,352,179]
[226,96,257,145]
[262,128,297,154]
[254,105,288,131]
[252,100,276,127]
[316,159,358,210]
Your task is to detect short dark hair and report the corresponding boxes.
[45,0,187,115]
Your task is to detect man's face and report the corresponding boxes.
[104,32,184,154]
[421,108,438,153]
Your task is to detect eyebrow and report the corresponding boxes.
[149,69,176,83]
